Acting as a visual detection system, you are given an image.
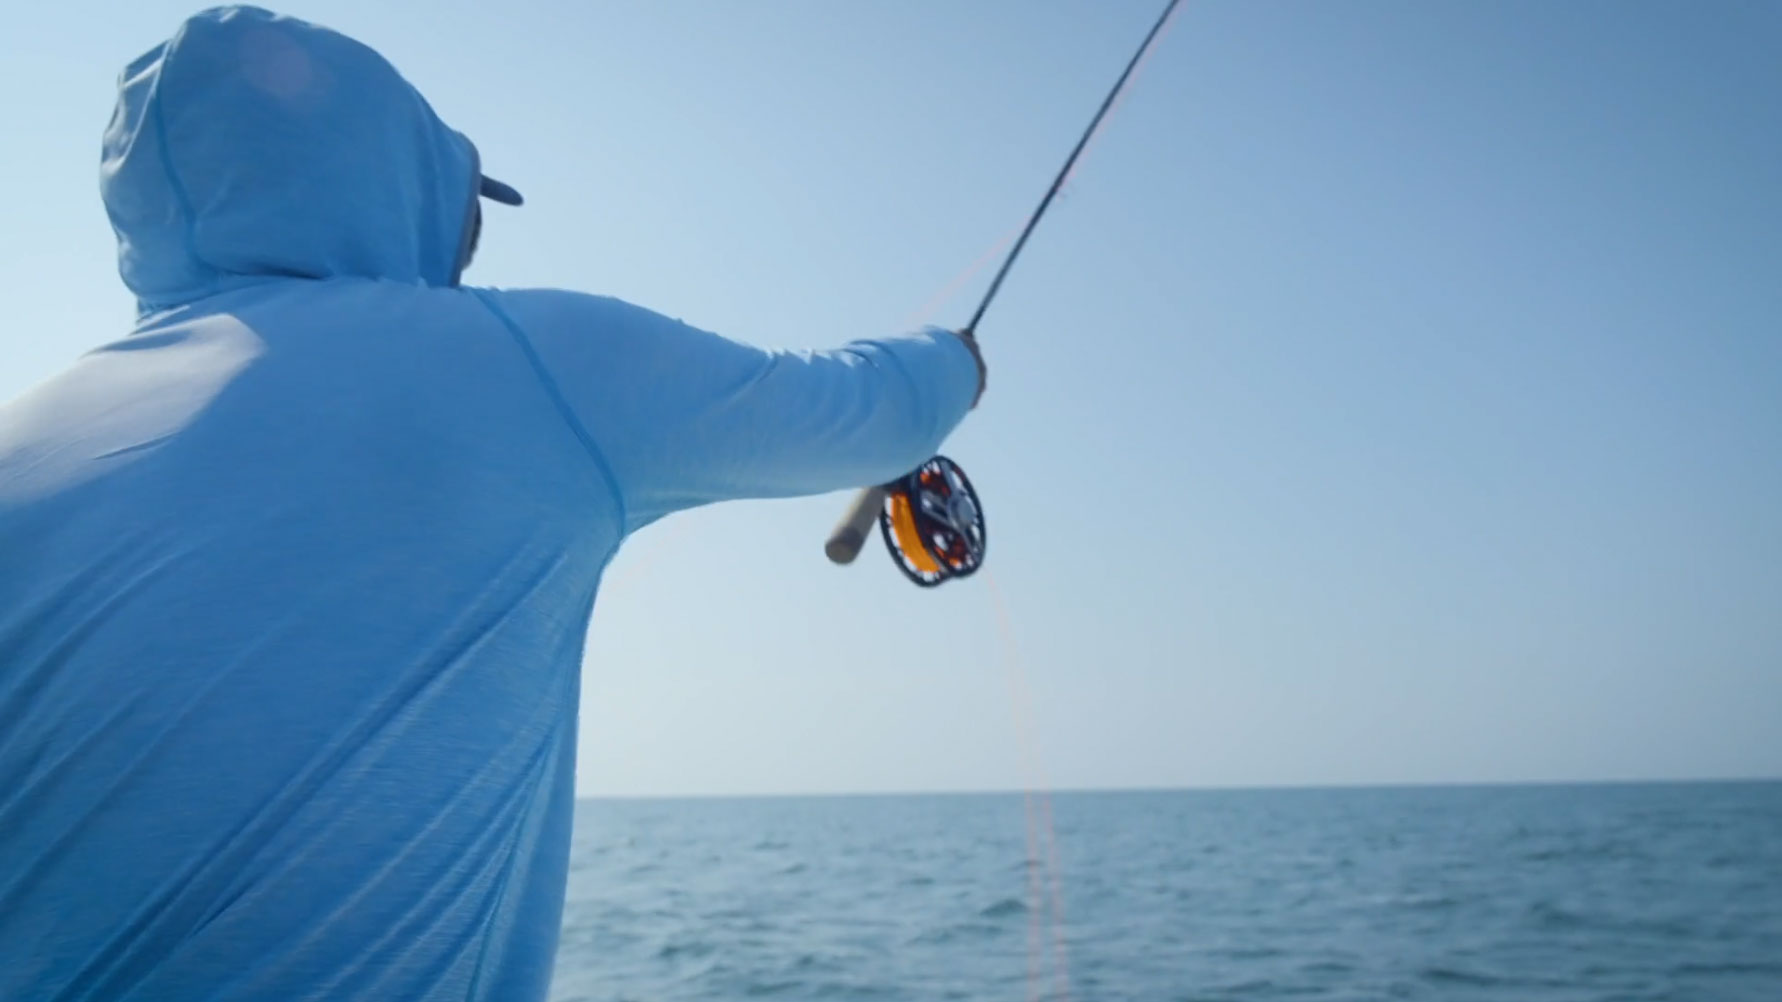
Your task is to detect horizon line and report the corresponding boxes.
[573,774,1782,802]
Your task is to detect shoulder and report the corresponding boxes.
[470,287,677,334]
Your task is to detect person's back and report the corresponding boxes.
[0,7,980,1000]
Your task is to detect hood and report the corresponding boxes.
[101,6,492,314]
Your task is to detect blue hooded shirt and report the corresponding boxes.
[0,7,979,1000]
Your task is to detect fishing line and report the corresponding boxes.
[990,570,1073,1002]
[929,5,1185,998]
[829,0,1184,583]
[611,6,1185,998]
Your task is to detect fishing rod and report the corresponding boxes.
[824,0,1182,586]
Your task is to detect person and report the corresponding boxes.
[0,6,984,1000]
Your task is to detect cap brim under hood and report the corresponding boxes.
[479,176,523,207]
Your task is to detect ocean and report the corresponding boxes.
[549,782,1782,1001]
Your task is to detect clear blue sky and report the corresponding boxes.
[3,1,1778,796]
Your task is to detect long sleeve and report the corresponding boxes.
[482,288,981,531]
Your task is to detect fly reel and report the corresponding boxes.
[878,456,986,587]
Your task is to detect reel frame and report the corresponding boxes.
[877,456,987,588]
